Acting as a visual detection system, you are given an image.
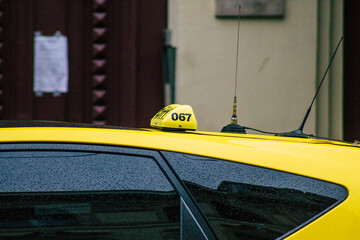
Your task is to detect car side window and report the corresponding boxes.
[0,151,180,240]
[163,151,348,240]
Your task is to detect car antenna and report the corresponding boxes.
[277,36,344,138]
[221,5,246,133]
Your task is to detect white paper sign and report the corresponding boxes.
[33,32,69,94]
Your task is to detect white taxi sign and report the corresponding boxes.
[150,104,197,131]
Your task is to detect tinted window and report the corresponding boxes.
[163,152,348,240]
[0,151,180,240]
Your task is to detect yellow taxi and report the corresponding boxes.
[0,104,358,240]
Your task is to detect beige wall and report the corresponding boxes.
[316,0,343,139]
[169,0,343,138]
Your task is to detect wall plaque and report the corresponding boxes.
[215,0,284,18]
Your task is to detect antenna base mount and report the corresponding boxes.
[221,124,247,134]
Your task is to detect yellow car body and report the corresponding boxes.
[0,125,359,239]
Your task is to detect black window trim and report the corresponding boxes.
[0,143,217,240]
[157,151,218,240]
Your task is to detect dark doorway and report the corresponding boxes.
[0,0,166,127]
[344,1,360,141]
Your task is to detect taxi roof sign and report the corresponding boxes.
[150,104,197,131]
